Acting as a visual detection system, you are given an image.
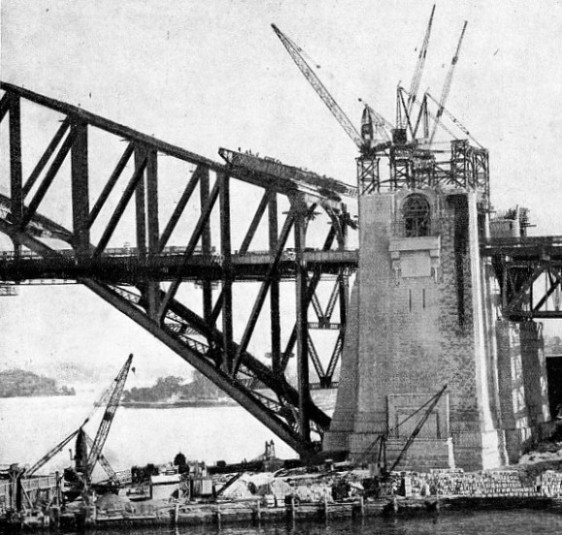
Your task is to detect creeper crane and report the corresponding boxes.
[407,4,436,115]
[271,24,389,152]
[428,21,468,145]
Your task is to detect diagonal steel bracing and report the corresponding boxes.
[0,82,359,456]
[484,237,562,319]
[0,217,330,456]
[232,206,296,375]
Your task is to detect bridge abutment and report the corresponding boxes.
[324,190,511,471]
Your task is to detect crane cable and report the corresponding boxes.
[358,385,447,466]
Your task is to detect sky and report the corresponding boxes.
[1,0,562,378]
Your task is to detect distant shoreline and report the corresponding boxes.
[121,399,238,409]
[0,368,75,398]
[0,392,75,399]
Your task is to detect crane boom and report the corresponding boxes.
[429,21,468,144]
[23,429,79,478]
[86,354,133,479]
[425,91,482,147]
[359,100,393,142]
[85,432,115,479]
[359,385,447,469]
[408,4,436,114]
[271,24,363,149]
[399,86,458,141]
[388,385,447,472]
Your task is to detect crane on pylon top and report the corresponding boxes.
[271,23,364,151]
[407,4,436,115]
[272,7,487,197]
[428,20,468,145]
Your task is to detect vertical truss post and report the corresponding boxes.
[70,120,90,255]
[294,201,311,441]
[135,146,147,258]
[146,150,159,253]
[146,149,160,319]
[339,207,349,249]
[9,95,23,229]
[502,260,509,311]
[219,172,233,373]
[339,271,349,330]
[269,193,281,376]
[8,94,23,258]
[280,222,337,373]
[200,167,213,321]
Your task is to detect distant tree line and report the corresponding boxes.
[122,371,224,402]
[0,369,76,397]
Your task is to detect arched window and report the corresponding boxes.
[402,194,431,237]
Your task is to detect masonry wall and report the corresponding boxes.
[519,321,550,427]
[495,319,551,462]
[325,188,504,470]
[496,320,531,462]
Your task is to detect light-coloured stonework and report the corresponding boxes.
[324,189,550,471]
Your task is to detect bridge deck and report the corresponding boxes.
[2,236,562,285]
[483,236,562,263]
[0,247,358,283]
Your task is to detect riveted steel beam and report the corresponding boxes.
[94,152,148,257]
[9,95,22,227]
[157,179,220,322]
[21,128,77,228]
[232,208,296,376]
[158,164,205,252]
[220,172,234,373]
[88,143,134,228]
[70,121,90,254]
[23,119,71,198]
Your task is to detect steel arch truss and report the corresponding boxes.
[0,82,359,458]
[485,237,562,320]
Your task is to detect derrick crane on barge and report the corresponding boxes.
[359,386,448,474]
[64,354,133,499]
[83,354,133,482]
[21,355,133,503]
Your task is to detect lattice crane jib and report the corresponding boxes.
[270,16,488,205]
[86,354,133,479]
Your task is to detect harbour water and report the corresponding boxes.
[69,510,562,534]
[0,391,297,473]
[2,393,562,533]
